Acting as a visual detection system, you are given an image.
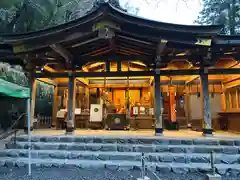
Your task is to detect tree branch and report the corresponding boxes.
[135,0,198,10]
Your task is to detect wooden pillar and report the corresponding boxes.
[168,86,176,122]
[200,68,212,136]
[184,88,191,127]
[154,70,163,135]
[85,87,90,109]
[66,75,76,134]
[236,89,239,108]
[52,86,58,127]
[228,92,232,109]
[65,89,68,109]
[117,61,121,72]
[76,85,80,109]
[73,81,76,118]
[106,61,110,72]
[149,84,152,107]
[221,84,226,111]
[30,78,37,128]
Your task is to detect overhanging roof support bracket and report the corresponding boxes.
[50,44,73,67]
[155,39,168,68]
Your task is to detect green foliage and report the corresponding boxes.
[0,0,84,33]
[0,0,22,8]
[0,63,28,87]
[0,62,54,121]
[0,0,130,33]
[196,0,240,34]
[1,0,238,35]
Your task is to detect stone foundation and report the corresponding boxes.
[1,135,240,176]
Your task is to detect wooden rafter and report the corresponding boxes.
[90,49,112,56]
[117,46,146,55]
[185,75,199,85]
[118,50,131,55]
[117,48,140,55]
[83,47,110,56]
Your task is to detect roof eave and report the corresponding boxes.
[107,2,223,36]
[0,1,226,46]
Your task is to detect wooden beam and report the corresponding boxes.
[43,65,89,86]
[208,68,240,75]
[118,46,147,55]
[185,75,199,85]
[83,47,109,56]
[71,54,240,66]
[34,70,198,78]
[35,71,155,78]
[220,61,240,84]
[216,59,238,68]
[34,68,240,79]
[76,78,89,86]
[117,35,152,45]
[43,65,56,72]
[88,77,152,80]
[185,84,222,93]
[225,79,240,89]
[73,54,151,64]
[71,37,101,48]
[223,75,240,83]
[37,78,56,86]
[88,49,112,56]
[118,48,140,55]
[50,44,72,64]
[88,84,150,88]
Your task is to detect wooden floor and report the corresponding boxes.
[31,129,240,139]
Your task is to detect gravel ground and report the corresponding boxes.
[0,167,239,180]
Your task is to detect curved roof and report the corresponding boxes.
[1,0,239,70]
[1,0,223,44]
[213,35,240,46]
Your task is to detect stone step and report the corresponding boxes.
[0,157,239,175]
[1,149,240,164]
[13,135,240,146]
[6,142,240,154]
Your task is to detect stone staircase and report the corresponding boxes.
[1,135,240,175]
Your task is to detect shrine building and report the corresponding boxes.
[1,1,240,136]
